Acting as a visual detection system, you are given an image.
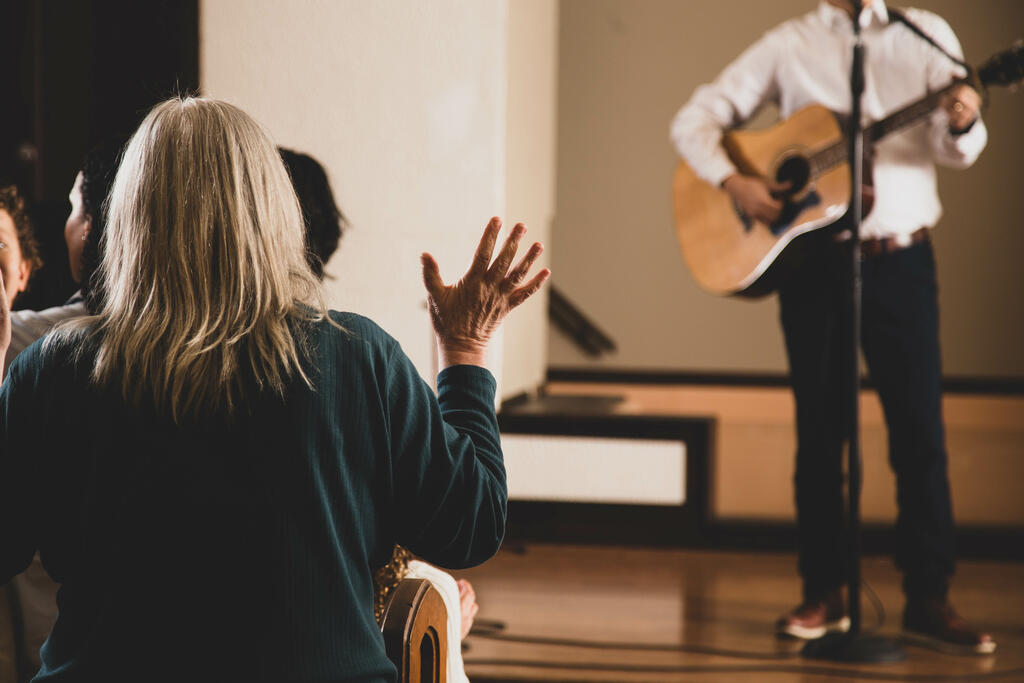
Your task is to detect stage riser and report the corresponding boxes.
[543,381,1024,527]
[498,383,1024,559]
[501,434,686,506]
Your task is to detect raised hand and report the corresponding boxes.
[421,217,550,368]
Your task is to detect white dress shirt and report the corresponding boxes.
[670,1,987,241]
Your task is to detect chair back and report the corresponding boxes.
[379,578,448,683]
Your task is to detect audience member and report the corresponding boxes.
[0,184,40,682]
[279,147,347,278]
[283,147,478,681]
[0,96,548,681]
[14,200,76,312]
[0,186,42,310]
[6,140,484,682]
[8,140,483,682]
[2,141,123,679]
[5,141,122,374]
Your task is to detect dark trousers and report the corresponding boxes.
[778,235,954,603]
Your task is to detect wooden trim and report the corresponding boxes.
[503,503,1024,561]
[546,367,1024,395]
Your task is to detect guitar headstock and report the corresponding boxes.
[978,41,1024,89]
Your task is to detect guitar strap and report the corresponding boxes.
[887,8,971,73]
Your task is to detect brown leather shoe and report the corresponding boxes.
[775,590,850,640]
[903,599,996,655]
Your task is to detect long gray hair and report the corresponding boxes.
[51,97,329,421]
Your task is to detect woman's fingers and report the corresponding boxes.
[420,252,445,299]
[488,223,526,280]
[470,217,503,276]
[505,242,544,288]
[509,267,551,309]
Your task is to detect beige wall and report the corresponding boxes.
[549,0,1024,379]
[202,0,554,396]
[503,0,559,398]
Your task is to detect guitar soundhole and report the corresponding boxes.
[774,154,811,196]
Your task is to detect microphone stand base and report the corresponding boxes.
[801,632,907,663]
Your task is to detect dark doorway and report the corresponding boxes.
[1,0,199,310]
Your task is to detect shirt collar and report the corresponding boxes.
[818,1,889,32]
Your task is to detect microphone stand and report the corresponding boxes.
[802,1,906,663]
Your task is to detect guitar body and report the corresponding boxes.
[673,104,851,297]
[671,45,1023,297]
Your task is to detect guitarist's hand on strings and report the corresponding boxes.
[722,173,791,225]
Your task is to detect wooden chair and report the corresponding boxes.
[379,578,448,683]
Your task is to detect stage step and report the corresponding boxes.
[498,394,713,546]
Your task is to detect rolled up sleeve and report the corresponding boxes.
[670,31,781,187]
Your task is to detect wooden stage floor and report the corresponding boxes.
[453,544,1024,682]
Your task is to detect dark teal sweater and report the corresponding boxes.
[0,313,505,682]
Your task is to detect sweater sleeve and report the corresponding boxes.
[383,345,506,570]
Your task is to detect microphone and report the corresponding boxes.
[849,0,865,35]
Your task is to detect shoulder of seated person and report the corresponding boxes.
[323,311,391,344]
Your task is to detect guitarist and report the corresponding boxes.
[670,0,993,654]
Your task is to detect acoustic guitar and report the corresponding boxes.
[672,43,1024,297]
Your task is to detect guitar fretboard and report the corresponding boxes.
[807,78,965,178]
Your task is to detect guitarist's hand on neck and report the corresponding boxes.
[941,83,982,134]
[722,174,791,226]
[823,0,980,134]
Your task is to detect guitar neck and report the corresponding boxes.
[808,78,965,177]
[868,78,964,142]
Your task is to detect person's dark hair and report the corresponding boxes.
[279,148,346,279]
[79,138,126,310]
[0,185,43,274]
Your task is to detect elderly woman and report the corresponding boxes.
[0,97,547,681]
[278,147,478,682]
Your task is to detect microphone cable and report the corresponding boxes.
[460,658,1024,681]
[463,580,1021,680]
